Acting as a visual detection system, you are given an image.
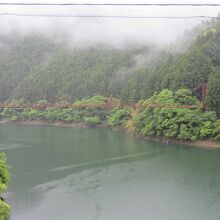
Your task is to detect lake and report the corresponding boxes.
[0,124,220,220]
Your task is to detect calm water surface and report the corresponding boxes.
[0,124,220,220]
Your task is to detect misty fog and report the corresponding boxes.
[0,0,220,48]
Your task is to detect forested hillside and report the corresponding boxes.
[0,35,55,101]
[0,19,220,115]
[121,19,220,105]
[0,34,162,102]
[12,46,156,102]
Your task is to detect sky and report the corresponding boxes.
[0,0,220,47]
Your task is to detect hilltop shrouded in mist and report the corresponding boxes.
[0,1,220,106]
[0,16,220,105]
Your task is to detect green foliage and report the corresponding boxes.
[10,116,18,121]
[206,67,220,116]
[178,124,193,140]
[73,95,108,108]
[133,89,218,141]
[0,35,55,101]
[23,109,39,120]
[0,96,109,125]
[107,108,131,126]
[0,108,17,119]
[122,21,220,102]
[199,121,213,139]
[0,153,10,220]
[171,48,213,95]
[37,99,49,105]
[9,45,141,102]
[84,116,101,125]
[0,153,9,194]
[143,89,175,106]
[174,88,199,105]
[2,91,220,141]
[212,120,220,140]
[121,69,155,103]
[0,200,10,220]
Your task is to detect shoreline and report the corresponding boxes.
[0,119,107,128]
[1,119,220,149]
[143,135,220,149]
[111,127,220,150]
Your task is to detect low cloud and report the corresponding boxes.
[0,0,220,47]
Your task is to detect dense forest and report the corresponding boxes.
[0,18,220,142]
[0,34,162,102]
[0,19,219,114]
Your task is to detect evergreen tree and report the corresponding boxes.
[206,67,220,116]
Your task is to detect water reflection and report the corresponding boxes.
[0,124,219,220]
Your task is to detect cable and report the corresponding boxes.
[0,13,219,19]
[0,3,220,7]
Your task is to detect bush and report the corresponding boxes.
[0,153,9,194]
[23,109,39,120]
[10,116,18,121]
[0,153,10,220]
[212,120,220,140]
[107,108,130,126]
[84,116,101,125]
[199,121,214,139]
[132,89,219,141]
[0,200,10,220]
[73,95,108,109]
[175,88,199,106]
[1,90,220,142]
[37,99,49,105]
[178,124,193,140]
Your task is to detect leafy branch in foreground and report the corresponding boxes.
[0,153,10,220]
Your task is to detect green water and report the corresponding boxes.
[0,124,220,220]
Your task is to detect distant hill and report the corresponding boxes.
[121,19,220,105]
[0,18,220,114]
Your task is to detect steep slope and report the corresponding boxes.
[121,19,220,103]
[0,35,55,101]
[11,45,154,102]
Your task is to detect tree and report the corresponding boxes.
[174,88,199,106]
[0,152,10,220]
[206,67,220,116]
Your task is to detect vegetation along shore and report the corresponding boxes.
[1,92,220,149]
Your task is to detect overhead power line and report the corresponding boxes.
[0,13,220,19]
[0,3,220,7]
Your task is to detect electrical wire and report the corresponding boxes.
[0,13,219,19]
[0,3,220,6]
